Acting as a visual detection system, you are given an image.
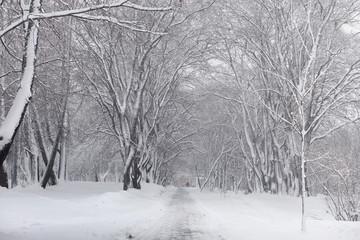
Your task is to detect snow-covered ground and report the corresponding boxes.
[0,182,359,240]
[189,189,360,240]
[0,182,173,240]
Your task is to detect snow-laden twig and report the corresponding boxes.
[0,1,172,38]
[73,14,167,35]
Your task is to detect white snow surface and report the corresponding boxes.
[0,182,173,240]
[188,188,360,240]
[0,182,359,240]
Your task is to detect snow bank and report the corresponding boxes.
[188,189,360,240]
[1,183,359,240]
[0,182,173,240]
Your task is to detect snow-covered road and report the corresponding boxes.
[1,182,359,240]
[137,188,222,240]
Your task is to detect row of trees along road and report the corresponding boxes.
[188,0,360,229]
[1,0,360,230]
[0,0,213,190]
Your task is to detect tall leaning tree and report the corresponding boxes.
[0,0,41,188]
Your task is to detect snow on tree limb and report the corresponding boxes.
[0,1,172,38]
[71,14,167,35]
[0,0,40,151]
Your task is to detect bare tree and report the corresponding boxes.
[195,0,360,229]
[0,0,172,188]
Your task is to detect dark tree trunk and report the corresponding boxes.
[0,139,11,188]
[131,155,141,189]
[58,156,62,178]
[32,106,58,187]
[40,97,68,188]
[36,156,40,182]
[10,155,17,188]
[0,164,8,188]
[94,168,99,182]
[41,126,62,188]
[47,171,57,186]
[0,100,31,189]
[123,166,131,190]
[10,135,21,188]
[34,124,57,185]
[123,154,142,190]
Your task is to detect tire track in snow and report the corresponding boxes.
[137,188,223,240]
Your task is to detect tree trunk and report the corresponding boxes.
[41,96,68,188]
[131,154,141,189]
[0,164,8,188]
[33,108,57,186]
[10,137,20,188]
[0,0,41,188]
[123,153,142,190]
[40,127,62,188]
[58,123,67,181]
[35,156,40,183]
[123,166,131,190]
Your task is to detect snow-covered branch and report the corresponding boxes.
[0,1,172,38]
